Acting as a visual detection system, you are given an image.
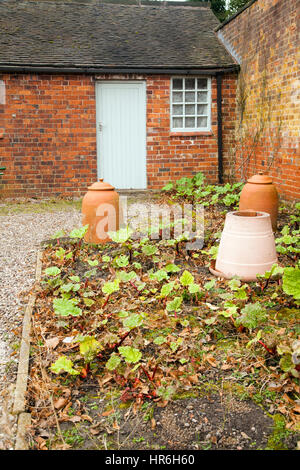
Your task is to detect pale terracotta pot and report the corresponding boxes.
[210,210,278,281]
[239,172,279,231]
[82,178,120,244]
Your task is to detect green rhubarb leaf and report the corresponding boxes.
[117,310,129,318]
[83,298,95,307]
[102,279,120,295]
[116,271,137,283]
[45,266,61,277]
[106,354,121,371]
[162,182,174,192]
[160,281,175,298]
[75,335,101,362]
[122,313,144,330]
[164,263,181,273]
[279,354,294,373]
[50,356,79,375]
[87,259,99,266]
[228,278,241,291]
[84,268,97,278]
[69,225,89,239]
[282,267,300,300]
[108,226,133,244]
[170,337,183,352]
[180,270,194,286]
[153,336,167,345]
[188,283,200,294]
[115,255,129,267]
[156,385,175,401]
[118,346,142,364]
[166,296,182,312]
[235,302,267,331]
[204,279,216,290]
[150,269,169,282]
[142,245,158,256]
[53,298,82,317]
[51,229,66,239]
[60,282,80,293]
[234,287,248,300]
[55,247,65,260]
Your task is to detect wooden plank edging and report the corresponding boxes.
[13,250,43,449]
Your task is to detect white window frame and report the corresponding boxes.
[170,77,211,132]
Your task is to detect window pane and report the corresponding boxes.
[173,117,183,128]
[173,92,183,103]
[171,77,210,131]
[197,104,208,115]
[185,92,195,103]
[173,78,183,90]
[185,78,196,90]
[197,117,208,128]
[197,78,207,89]
[185,104,195,115]
[197,91,208,103]
[173,105,183,116]
[185,117,195,128]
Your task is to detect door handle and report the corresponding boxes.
[98,122,104,132]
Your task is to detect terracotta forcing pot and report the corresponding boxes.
[239,172,279,231]
[82,178,120,244]
[210,210,277,281]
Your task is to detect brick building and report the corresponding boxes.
[217,0,300,200]
[0,0,299,200]
[0,0,238,198]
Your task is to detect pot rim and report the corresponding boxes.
[209,261,260,282]
[229,210,270,219]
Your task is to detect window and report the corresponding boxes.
[171,77,211,132]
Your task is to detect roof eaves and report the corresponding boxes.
[0,64,240,74]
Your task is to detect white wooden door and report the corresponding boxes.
[96,81,147,189]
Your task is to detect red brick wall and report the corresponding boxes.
[0,74,97,198]
[0,72,237,198]
[218,0,300,200]
[146,74,237,189]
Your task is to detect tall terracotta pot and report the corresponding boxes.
[239,172,279,231]
[209,210,277,282]
[82,179,120,244]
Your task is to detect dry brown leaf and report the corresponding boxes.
[283,393,294,404]
[102,409,115,417]
[90,428,100,436]
[54,397,68,410]
[36,436,48,451]
[188,374,199,384]
[81,414,93,423]
[151,418,156,430]
[206,355,218,367]
[68,415,81,423]
[221,364,232,371]
[292,404,300,414]
[45,337,60,349]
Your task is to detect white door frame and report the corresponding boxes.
[95,80,147,189]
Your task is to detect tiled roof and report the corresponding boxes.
[0,0,237,71]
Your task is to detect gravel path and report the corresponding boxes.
[0,209,81,449]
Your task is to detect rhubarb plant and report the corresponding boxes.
[277,340,300,378]
[51,356,79,376]
[235,302,267,332]
[282,266,300,301]
[75,335,102,363]
[53,298,82,317]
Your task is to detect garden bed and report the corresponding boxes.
[26,181,299,451]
